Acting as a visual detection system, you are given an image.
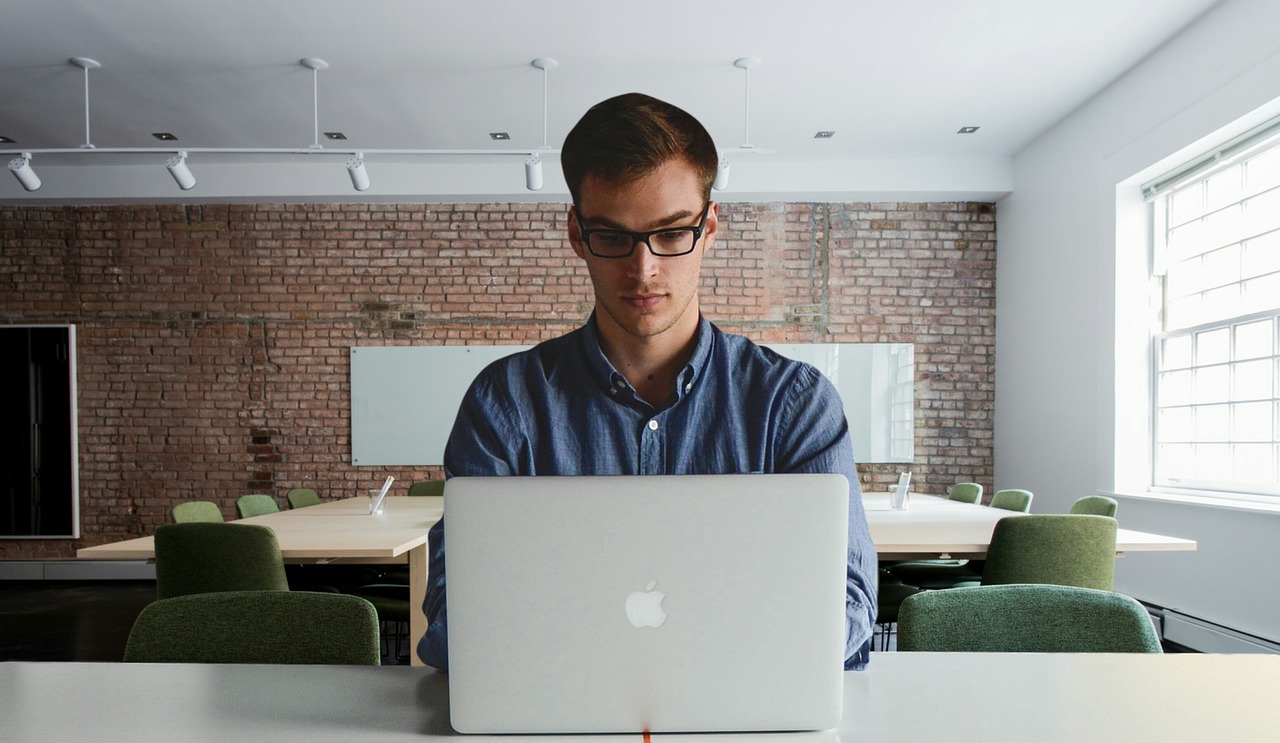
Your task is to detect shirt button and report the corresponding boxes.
[609,387,617,395]
[684,383,692,392]
[647,420,659,431]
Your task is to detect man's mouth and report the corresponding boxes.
[623,293,664,309]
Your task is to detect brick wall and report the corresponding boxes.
[0,201,995,557]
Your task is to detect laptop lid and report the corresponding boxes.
[444,473,849,735]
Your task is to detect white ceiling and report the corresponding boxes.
[0,0,1224,204]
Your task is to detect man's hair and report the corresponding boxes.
[560,92,719,206]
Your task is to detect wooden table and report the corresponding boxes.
[4,653,1275,741]
[863,492,1197,559]
[77,496,443,666]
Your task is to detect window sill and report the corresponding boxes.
[1102,488,1280,516]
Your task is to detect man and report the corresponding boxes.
[419,92,877,670]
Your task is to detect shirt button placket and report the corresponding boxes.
[639,417,662,474]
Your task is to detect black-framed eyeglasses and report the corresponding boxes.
[576,203,711,258]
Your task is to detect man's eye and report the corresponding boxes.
[595,233,631,248]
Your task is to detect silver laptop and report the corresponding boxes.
[444,473,849,735]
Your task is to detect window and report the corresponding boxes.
[1148,124,1280,497]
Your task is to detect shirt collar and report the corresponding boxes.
[581,312,714,405]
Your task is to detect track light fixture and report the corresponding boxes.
[347,153,370,191]
[713,159,730,191]
[8,153,41,191]
[166,151,196,190]
[525,154,543,191]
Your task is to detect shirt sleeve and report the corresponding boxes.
[774,363,878,670]
[418,373,522,669]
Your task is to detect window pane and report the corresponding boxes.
[1158,406,1193,442]
[1246,148,1280,196]
[1233,401,1273,441]
[1158,443,1193,480]
[1233,358,1274,400]
[1206,167,1243,212]
[1159,369,1192,406]
[1204,204,1244,251]
[1241,230,1279,278]
[1233,444,1276,484]
[1194,365,1230,403]
[1166,294,1201,328]
[1195,404,1230,440]
[1196,327,1230,365]
[1242,273,1280,315]
[1167,219,1204,260]
[1194,443,1232,480]
[1169,185,1203,227]
[1162,335,1193,369]
[1245,188,1280,237]
[1201,243,1241,287]
[1234,319,1274,360]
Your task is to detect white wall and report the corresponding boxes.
[997,0,1280,647]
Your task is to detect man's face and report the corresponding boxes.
[568,159,718,347]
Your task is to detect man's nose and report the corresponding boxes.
[624,239,661,277]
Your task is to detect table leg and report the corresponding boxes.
[409,543,427,667]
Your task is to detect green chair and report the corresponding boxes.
[153,522,290,599]
[236,493,280,518]
[286,487,321,509]
[990,488,1033,512]
[875,578,922,651]
[1070,495,1118,517]
[947,482,983,504]
[407,480,445,497]
[350,582,412,664]
[885,481,986,587]
[171,501,223,523]
[123,590,381,665]
[897,584,1161,653]
[981,514,1118,590]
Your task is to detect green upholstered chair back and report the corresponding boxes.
[286,488,321,509]
[153,522,290,599]
[990,488,1033,512]
[947,482,983,504]
[1070,495,1119,518]
[171,501,224,523]
[407,480,445,497]
[124,590,381,665]
[236,493,280,518]
[896,584,1161,653]
[981,514,1118,590]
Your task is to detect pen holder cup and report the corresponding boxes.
[890,485,909,511]
[368,490,386,515]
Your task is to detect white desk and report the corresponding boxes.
[863,493,1197,559]
[76,496,443,666]
[3,653,1275,741]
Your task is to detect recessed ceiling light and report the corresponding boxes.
[152,132,178,141]
[325,132,348,140]
[957,126,980,134]
[490,132,510,141]
[814,131,835,139]
[0,135,15,144]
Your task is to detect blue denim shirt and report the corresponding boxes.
[419,314,877,670]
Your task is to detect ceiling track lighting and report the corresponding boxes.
[8,153,41,191]
[166,151,196,190]
[1,55,777,197]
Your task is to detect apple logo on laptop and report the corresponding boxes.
[624,579,668,628]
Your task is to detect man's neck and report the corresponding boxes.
[596,314,700,408]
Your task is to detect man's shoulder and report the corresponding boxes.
[708,324,812,375]
[472,327,584,387]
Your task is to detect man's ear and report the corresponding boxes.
[567,204,587,259]
[700,201,719,254]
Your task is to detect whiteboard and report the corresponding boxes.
[350,343,913,466]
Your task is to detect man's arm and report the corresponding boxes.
[418,374,521,669]
[774,364,878,669]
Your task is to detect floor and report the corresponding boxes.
[0,580,411,664]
